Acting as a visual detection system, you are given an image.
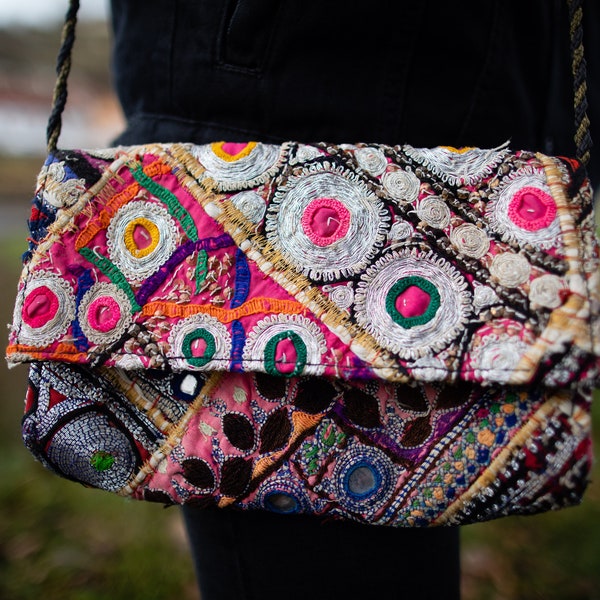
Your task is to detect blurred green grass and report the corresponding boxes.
[1,193,599,600]
[0,226,199,600]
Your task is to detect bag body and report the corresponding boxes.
[8,140,599,526]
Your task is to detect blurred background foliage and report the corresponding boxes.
[0,9,599,600]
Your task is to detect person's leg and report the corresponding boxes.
[182,506,460,600]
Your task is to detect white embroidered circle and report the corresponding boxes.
[243,314,327,377]
[266,165,389,281]
[403,144,510,186]
[382,169,420,203]
[389,221,414,241]
[470,334,529,383]
[485,168,561,249]
[230,190,267,224]
[489,253,531,287]
[354,249,471,359]
[473,283,500,310]
[106,200,179,283]
[78,283,133,346]
[168,314,232,371]
[322,283,355,310]
[292,144,323,163]
[193,142,287,191]
[354,147,388,176]
[15,271,76,347]
[529,274,564,308]
[449,223,490,258]
[416,196,451,229]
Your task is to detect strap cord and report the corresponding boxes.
[46,0,80,153]
[567,0,593,166]
[46,0,592,165]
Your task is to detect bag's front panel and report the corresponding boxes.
[22,363,592,526]
[7,142,600,388]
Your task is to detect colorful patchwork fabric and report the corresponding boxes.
[8,141,600,524]
[7,142,600,388]
[23,363,592,525]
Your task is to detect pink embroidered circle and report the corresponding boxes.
[395,285,432,319]
[87,296,122,333]
[301,197,351,247]
[507,187,557,231]
[22,286,59,328]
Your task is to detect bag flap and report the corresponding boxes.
[6,141,600,387]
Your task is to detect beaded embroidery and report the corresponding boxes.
[21,363,593,526]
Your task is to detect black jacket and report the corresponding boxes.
[111,0,595,178]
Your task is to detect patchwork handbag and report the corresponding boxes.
[6,0,600,527]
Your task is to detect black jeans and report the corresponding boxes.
[182,506,460,600]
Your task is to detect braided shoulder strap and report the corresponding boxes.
[46,0,79,153]
[568,0,593,166]
[45,0,592,166]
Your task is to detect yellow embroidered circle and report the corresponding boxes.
[123,217,160,258]
[211,141,258,162]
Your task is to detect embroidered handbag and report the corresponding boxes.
[6,0,599,526]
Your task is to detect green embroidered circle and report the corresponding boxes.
[264,331,308,377]
[90,450,116,472]
[386,276,441,329]
[182,328,217,367]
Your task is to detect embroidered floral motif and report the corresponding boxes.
[529,274,565,309]
[14,271,76,347]
[449,223,490,258]
[193,142,288,191]
[416,196,451,229]
[403,144,510,186]
[485,168,561,249]
[354,249,471,359]
[355,146,388,176]
[78,282,133,346]
[265,163,389,281]
[243,314,327,377]
[168,314,232,371]
[489,253,531,288]
[322,283,354,311]
[106,200,179,283]
[230,190,267,224]
[382,169,420,203]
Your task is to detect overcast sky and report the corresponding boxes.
[0,0,108,27]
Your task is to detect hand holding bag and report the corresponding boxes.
[6,0,599,526]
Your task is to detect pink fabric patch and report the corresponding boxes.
[22,286,59,328]
[221,142,250,157]
[507,187,557,231]
[87,296,121,333]
[395,285,431,319]
[301,198,351,247]
[273,337,298,375]
[190,337,208,358]
[133,223,153,251]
